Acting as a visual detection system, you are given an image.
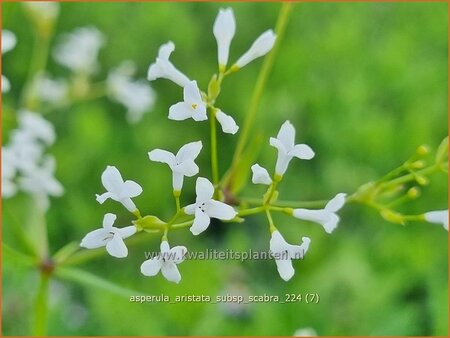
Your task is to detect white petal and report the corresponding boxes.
[101,166,124,195]
[195,177,215,202]
[274,257,295,281]
[205,200,236,220]
[325,193,347,212]
[2,75,10,92]
[191,104,208,122]
[293,209,335,233]
[190,208,211,235]
[235,29,276,68]
[277,120,296,150]
[117,225,137,239]
[176,141,202,162]
[148,149,176,167]
[213,8,236,66]
[287,236,311,259]
[274,152,292,176]
[290,144,315,160]
[158,41,175,60]
[322,214,340,234]
[216,110,239,134]
[140,257,163,276]
[169,246,187,264]
[160,240,170,253]
[174,161,199,178]
[96,192,113,204]
[168,102,194,121]
[183,80,203,105]
[251,164,272,185]
[424,210,449,231]
[2,30,16,54]
[161,262,182,283]
[172,172,184,191]
[102,213,116,230]
[269,137,288,155]
[80,228,110,249]
[121,180,143,198]
[184,203,196,215]
[119,197,137,213]
[105,233,128,258]
[269,231,288,254]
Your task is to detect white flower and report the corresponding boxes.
[148,141,202,191]
[251,164,272,185]
[35,74,68,105]
[270,121,315,176]
[80,213,136,258]
[96,166,143,213]
[53,26,105,74]
[140,241,187,283]
[22,1,60,21]
[18,110,55,145]
[2,30,17,93]
[1,147,18,198]
[8,129,44,172]
[424,210,448,231]
[168,80,207,121]
[147,41,190,87]
[293,193,347,234]
[185,177,237,235]
[213,8,236,69]
[293,327,317,337]
[235,30,276,69]
[107,61,156,123]
[270,231,311,281]
[216,110,239,134]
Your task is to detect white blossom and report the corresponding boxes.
[168,80,207,121]
[96,166,143,213]
[140,241,187,283]
[251,164,272,185]
[148,141,202,191]
[2,30,16,93]
[1,147,18,198]
[270,120,315,176]
[213,8,236,69]
[35,74,69,105]
[185,177,237,235]
[293,193,347,233]
[216,110,239,134]
[18,110,56,145]
[107,61,156,123]
[424,210,448,231]
[53,27,105,74]
[270,230,310,281]
[235,30,276,69]
[80,213,136,258]
[147,41,190,87]
[293,327,317,337]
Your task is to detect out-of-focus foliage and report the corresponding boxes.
[2,2,448,336]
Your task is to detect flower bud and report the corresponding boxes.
[234,30,276,69]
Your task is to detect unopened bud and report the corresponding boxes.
[410,160,425,169]
[416,144,430,156]
[407,187,420,199]
[380,209,405,225]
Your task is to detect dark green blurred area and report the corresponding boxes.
[2,2,448,336]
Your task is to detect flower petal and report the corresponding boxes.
[424,210,449,230]
[269,137,287,154]
[213,8,236,66]
[119,197,138,213]
[117,225,137,239]
[322,214,340,234]
[160,240,170,253]
[102,213,116,230]
[216,110,239,134]
[269,230,288,254]
[2,30,17,54]
[235,29,276,68]
[80,228,110,249]
[195,177,214,202]
[251,163,272,185]
[176,141,202,162]
[148,149,176,167]
[183,80,202,105]
[287,237,311,260]
[168,102,194,121]
[205,200,236,220]
[140,257,163,276]
[290,144,315,160]
[96,192,112,204]
[169,246,187,264]
[172,172,184,191]
[158,41,175,60]
[325,193,347,212]
[161,262,182,283]
[174,160,199,177]
[105,233,128,258]
[274,257,295,281]
[277,120,296,150]
[2,75,10,93]
[184,203,196,215]
[121,180,143,198]
[101,166,124,195]
[190,208,211,235]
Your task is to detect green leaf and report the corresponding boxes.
[435,136,448,165]
[2,242,36,267]
[52,241,81,264]
[55,267,150,298]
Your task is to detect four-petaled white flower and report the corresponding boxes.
[2,30,17,93]
[140,241,187,283]
[293,193,347,234]
[270,230,311,281]
[424,210,448,231]
[185,177,237,235]
[168,80,207,121]
[18,110,56,145]
[147,41,191,87]
[80,213,136,258]
[148,141,202,191]
[251,163,272,185]
[270,120,315,176]
[216,110,239,134]
[235,30,276,69]
[96,166,143,213]
[213,8,236,70]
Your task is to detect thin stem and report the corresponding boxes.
[240,197,328,209]
[209,107,220,197]
[224,2,294,188]
[237,206,265,217]
[265,209,277,233]
[33,273,50,336]
[382,164,439,189]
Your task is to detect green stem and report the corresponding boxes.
[381,164,439,188]
[209,107,220,197]
[240,197,328,209]
[237,206,265,217]
[33,273,50,336]
[265,209,277,233]
[225,2,294,187]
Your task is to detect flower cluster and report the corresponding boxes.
[2,29,17,92]
[2,111,63,210]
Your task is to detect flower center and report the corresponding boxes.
[191,104,198,109]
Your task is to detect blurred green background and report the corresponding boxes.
[2,1,448,336]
